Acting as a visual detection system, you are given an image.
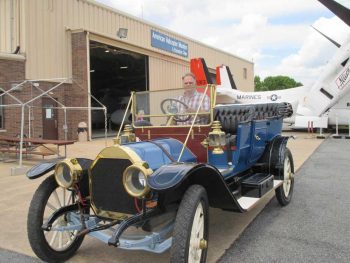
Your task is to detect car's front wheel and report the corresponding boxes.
[27,175,85,262]
[170,184,209,263]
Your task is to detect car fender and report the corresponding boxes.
[258,135,294,175]
[26,158,93,179]
[148,163,244,212]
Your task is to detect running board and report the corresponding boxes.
[237,180,283,211]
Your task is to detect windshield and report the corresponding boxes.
[132,85,215,127]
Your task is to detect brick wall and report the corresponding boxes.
[0,62,73,139]
[0,58,25,137]
[70,31,89,140]
[28,81,71,140]
[0,58,73,139]
[0,31,90,140]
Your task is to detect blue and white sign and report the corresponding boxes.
[151,30,188,58]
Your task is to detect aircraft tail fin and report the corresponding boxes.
[318,0,350,27]
[190,58,213,86]
[216,65,237,90]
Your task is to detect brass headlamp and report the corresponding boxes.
[54,158,82,188]
[207,121,226,154]
[114,124,136,145]
[123,162,153,198]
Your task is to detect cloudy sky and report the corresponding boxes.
[95,0,350,86]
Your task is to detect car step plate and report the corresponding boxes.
[237,180,283,211]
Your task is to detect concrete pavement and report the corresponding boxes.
[0,131,324,262]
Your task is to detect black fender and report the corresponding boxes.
[26,159,59,179]
[26,158,93,179]
[27,158,92,199]
[257,135,294,176]
[148,163,244,212]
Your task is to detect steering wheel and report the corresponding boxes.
[160,98,191,122]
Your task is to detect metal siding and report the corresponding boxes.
[149,56,188,91]
[72,0,78,27]
[18,0,25,52]
[0,0,10,52]
[45,0,51,78]
[13,0,20,52]
[0,0,21,53]
[25,0,71,80]
[26,0,37,78]
[57,0,65,78]
[19,0,253,90]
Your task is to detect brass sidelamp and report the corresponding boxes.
[114,124,136,145]
[201,121,226,154]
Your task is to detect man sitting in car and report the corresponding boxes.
[174,72,210,125]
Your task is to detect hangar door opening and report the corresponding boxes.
[89,41,148,138]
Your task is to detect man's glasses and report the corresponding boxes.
[184,82,194,85]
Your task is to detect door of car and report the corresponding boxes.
[249,120,267,163]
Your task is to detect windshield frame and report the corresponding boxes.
[130,84,216,128]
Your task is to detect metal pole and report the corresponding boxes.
[19,105,25,167]
[0,88,23,104]
[0,80,26,99]
[178,85,210,162]
[64,108,67,140]
[116,95,133,141]
[336,116,339,136]
[19,77,68,82]
[28,106,31,138]
[29,106,105,110]
[104,107,107,146]
[332,114,342,139]
[317,122,326,139]
[24,79,68,106]
[30,82,65,108]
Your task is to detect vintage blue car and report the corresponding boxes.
[26,85,294,263]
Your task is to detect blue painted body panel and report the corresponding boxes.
[148,162,196,191]
[123,138,197,171]
[208,118,283,179]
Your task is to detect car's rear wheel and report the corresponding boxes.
[27,175,85,262]
[170,185,209,263]
[275,148,294,206]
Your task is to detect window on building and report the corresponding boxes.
[243,68,247,79]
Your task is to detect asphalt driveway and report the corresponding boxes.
[219,138,350,263]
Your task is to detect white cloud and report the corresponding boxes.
[264,16,350,85]
[94,0,350,86]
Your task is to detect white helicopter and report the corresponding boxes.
[212,0,350,129]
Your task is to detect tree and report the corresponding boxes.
[254,75,302,91]
[254,76,263,90]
